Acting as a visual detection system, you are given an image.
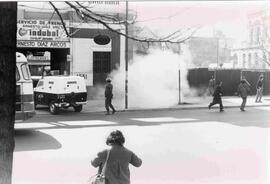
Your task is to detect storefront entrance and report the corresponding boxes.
[17,48,69,74]
[17,48,69,87]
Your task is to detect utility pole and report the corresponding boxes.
[125,0,128,109]
[178,69,181,104]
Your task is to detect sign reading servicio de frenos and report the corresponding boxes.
[17,19,70,48]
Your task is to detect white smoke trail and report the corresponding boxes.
[110,44,194,108]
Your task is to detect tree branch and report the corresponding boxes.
[66,1,196,43]
[49,2,70,37]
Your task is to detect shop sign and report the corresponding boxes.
[17,19,70,44]
[94,35,111,45]
[17,40,70,48]
[27,55,50,61]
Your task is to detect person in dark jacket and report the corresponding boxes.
[255,75,264,103]
[208,81,224,112]
[91,130,142,184]
[238,79,251,111]
[105,78,116,115]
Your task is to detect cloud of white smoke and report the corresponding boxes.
[110,44,194,108]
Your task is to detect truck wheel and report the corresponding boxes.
[74,105,82,112]
[49,102,59,115]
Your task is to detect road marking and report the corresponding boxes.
[15,120,117,129]
[130,117,198,122]
[253,106,270,111]
[57,120,117,126]
[15,122,55,129]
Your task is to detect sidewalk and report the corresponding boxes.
[36,95,270,115]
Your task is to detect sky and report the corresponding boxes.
[19,1,270,43]
[129,1,269,42]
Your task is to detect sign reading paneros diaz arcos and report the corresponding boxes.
[17,19,70,48]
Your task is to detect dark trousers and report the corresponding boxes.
[241,97,247,110]
[105,97,115,112]
[209,97,223,110]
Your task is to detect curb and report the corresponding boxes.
[35,103,270,116]
[82,104,270,113]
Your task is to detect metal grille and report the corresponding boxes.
[93,52,111,73]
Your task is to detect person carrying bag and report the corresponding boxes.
[91,130,142,184]
[89,150,110,184]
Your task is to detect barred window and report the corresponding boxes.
[93,52,111,73]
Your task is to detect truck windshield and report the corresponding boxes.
[21,64,31,80]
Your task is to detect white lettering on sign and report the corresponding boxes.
[17,40,69,48]
[17,19,69,43]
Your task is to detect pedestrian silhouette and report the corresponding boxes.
[91,130,142,184]
[238,79,251,111]
[104,78,116,115]
[255,75,264,103]
[208,81,224,112]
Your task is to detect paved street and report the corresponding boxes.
[13,106,270,184]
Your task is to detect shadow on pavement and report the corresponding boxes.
[14,129,62,152]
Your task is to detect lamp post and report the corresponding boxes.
[125,0,128,109]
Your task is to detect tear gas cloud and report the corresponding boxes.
[109,44,195,108]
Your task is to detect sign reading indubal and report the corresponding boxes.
[17,19,70,48]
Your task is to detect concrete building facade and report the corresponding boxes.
[17,4,127,98]
[231,8,270,70]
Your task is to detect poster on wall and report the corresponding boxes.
[17,19,70,48]
[74,72,93,86]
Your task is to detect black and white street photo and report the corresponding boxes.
[0,1,270,184]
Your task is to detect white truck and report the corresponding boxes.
[34,75,87,114]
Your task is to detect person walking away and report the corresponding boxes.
[91,130,142,184]
[208,76,215,96]
[238,79,251,111]
[255,75,264,103]
[105,78,116,115]
[208,81,224,112]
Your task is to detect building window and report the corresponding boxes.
[233,54,238,68]
[254,53,258,68]
[263,53,267,68]
[93,52,111,73]
[242,53,246,68]
[248,53,252,68]
[256,27,260,43]
[250,29,253,44]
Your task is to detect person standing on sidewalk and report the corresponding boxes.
[238,79,251,111]
[255,75,264,103]
[91,130,142,184]
[105,78,116,115]
[208,81,224,112]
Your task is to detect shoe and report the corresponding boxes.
[105,112,110,115]
[240,108,245,111]
[208,104,211,110]
[220,109,224,112]
[112,110,116,114]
